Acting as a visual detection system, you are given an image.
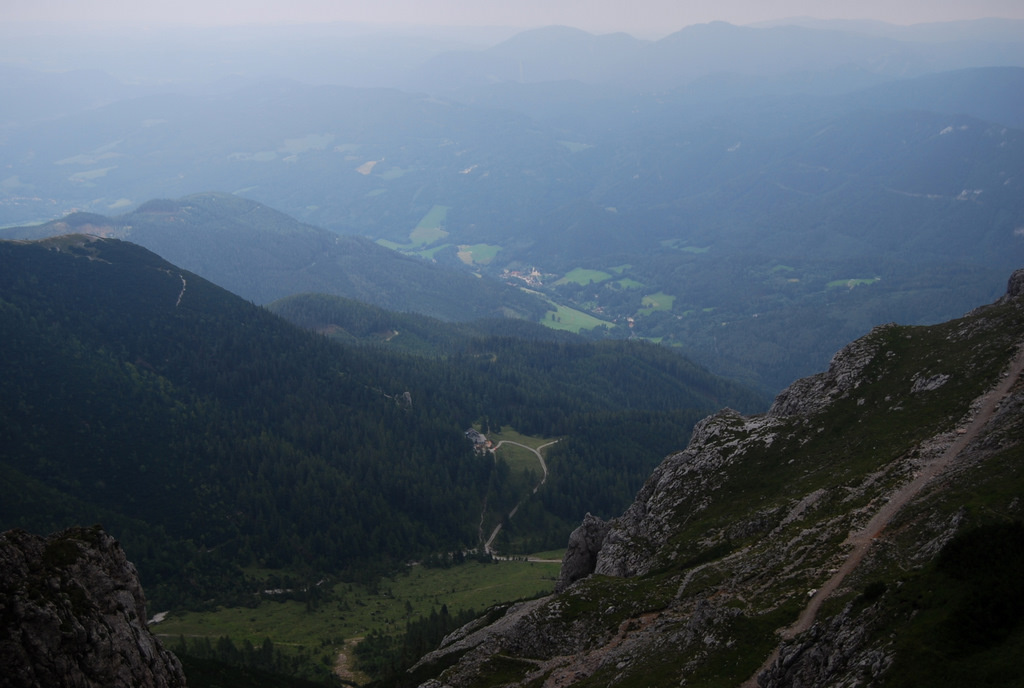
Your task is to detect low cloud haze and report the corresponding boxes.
[5,0,1024,37]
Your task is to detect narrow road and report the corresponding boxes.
[175,274,187,307]
[743,346,1024,686]
[482,439,559,556]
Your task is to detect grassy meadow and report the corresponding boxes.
[555,268,613,286]
[155,557,562,681]
[541,302,613,333]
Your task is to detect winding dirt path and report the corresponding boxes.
[483,439,559,555]
[743,346,1024,686]
[175,274,186,307]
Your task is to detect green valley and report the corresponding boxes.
[2,17,1024,688]
[157,556,562,685]
[0,232,764,629]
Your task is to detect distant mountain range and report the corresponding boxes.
[412,20,1024,93]
[5,19,1021,99]
[1,22,1022,394]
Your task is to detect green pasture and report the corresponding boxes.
[154,558,560,655]
[639,291,675,315]
[376,238,405,251]
[488,427,557,475]
[376,205,451,252]
[486,426,553,451]
[541,302,614,333]
[457,243,502,265]
[409,205,449,245]
[555,268,613,286]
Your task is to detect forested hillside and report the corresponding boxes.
[267,291,579,355]
[0,236,763,609]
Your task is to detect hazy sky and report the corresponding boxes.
[6,0,1024,37]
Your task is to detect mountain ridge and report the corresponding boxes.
[1,192,548,321]
[414,20,1024,93]
[407,268,1024,687]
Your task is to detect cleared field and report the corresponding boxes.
[541,302,614,333]
[408,223,446,244]
[457,243,502,265]
[555,268,613,286]
[487,426,553,450]
[489,426,556,475]
[639,291,675,315]
[375,205,451,252]
[415,205,448,229]
[409,205,449,245]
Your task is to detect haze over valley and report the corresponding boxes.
[2,3,1024,686]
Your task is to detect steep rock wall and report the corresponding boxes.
[0,526,187,688]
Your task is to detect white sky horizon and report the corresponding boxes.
[4,1,1024,40]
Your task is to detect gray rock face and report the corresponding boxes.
[0,526,187,688]
[768,323,893,418]
[555,513,610,592]
[1002,267,1024,301]
[593,408,770,579]
[759,603,892,688]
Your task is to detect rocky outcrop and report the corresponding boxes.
[555,513,610,592]
[593,407,764,579]
[759,602,892,688]
[411,270,1024,688]
[1000,267,1024,301]
[0,526,187,688]
[767,323,893,418]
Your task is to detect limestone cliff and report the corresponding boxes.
[0,526,187,688]
[411,269,1024,687]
